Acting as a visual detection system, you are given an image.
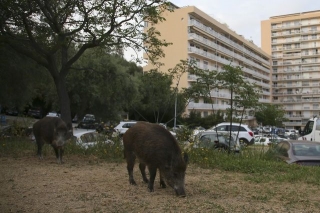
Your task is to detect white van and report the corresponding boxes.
[298,116,320,141]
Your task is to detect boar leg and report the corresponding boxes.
[53,147,64,164]
[36,141,44,160]
[126,152,137,185]
[147,166,157,192]
[139,163,149,183]
[159,171,166,188]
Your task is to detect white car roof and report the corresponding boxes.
[217,122,248,126]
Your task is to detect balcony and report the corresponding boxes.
[189,20,270,65]
[284,115,304,119]
[188,33,217,49]
[302,66,320,71]
[283,53,301,58]
[187,102,228,110]
[283,121,302,126]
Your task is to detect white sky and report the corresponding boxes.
[171,0,320,47]
[125,0,320,62]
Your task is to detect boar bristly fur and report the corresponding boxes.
[123,121,188,197]
[33,117,71,164]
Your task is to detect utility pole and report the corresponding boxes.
[174,88,177,129]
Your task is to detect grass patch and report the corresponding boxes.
[2,136,320,185]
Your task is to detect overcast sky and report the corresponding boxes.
[171,0,320,47]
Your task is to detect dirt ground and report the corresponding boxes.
[1,155,320,213]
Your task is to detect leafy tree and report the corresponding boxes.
[255,104,287,127]
[0,0,172,128]
[0,44,53,112]
[130,69,178,123]
[67,50,142,122]
[180,110,224,129]
[168,60,197,127]
[185,64,260,148]
[234,83,260,119]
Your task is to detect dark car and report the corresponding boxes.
[5,108,18,116]
[27,108,42,118]
[77,114,98,129]
[267,140,320,166]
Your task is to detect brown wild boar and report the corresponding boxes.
[33,117,72,164]
[123,121,188,197]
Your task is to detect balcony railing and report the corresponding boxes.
[187,102,228,110]
[189,20,270,65]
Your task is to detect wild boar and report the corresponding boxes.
[33,117,72,164]
[123,121,188,197]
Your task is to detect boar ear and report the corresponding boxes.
[183,152,189,164]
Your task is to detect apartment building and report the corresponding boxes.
[261,10,320,129]
[143,4,271,124]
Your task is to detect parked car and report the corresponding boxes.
[267,140,320,166]
[46,111,60,117]
[262,127,271,134]
[192,126,206,136]
[27,107,42,118]
[113,121,176,138]
[209,122,254,145]
[194,131,241,153]
[73,130,113,149]
[267,134,288,142]
[114,121,137,137]
[254,136,274,146]
[77,114,98,129]
[252,128,260,135]
[5,108,18,116]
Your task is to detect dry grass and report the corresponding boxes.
[1,155,320,213]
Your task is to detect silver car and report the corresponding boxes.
[195,131,241,153]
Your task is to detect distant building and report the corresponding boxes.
[143,3,272,126]
[261,10,320,129]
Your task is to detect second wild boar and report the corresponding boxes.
[33,117,72,164]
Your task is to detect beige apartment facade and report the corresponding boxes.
[143,4,271,125]
[261,10,320,129]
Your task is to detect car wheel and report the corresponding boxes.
[240,138,251,146]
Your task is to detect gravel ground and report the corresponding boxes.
[1,155,320,213]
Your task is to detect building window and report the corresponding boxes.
[144,21,148,28]
[203,111,208,117]
[203,61,208,70]
[196,59,200,67]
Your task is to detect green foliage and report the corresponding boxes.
[128,69,186,124]
[68,51,142,121]
[0,44,54,110]
[180,110,224,129]
[0,0,172,124]
[255,104,287,126]
[66,136,124,162]
[3,136,320,184]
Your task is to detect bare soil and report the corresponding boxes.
[1,155,320,213]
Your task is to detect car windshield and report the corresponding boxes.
[293,144,320,156]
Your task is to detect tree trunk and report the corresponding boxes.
[55,76,72,130]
